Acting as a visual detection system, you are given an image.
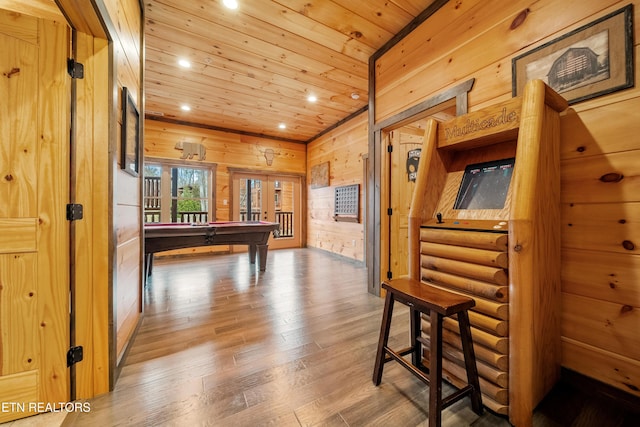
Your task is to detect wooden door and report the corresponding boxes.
[0,11,70,422]
[388,127,424,279]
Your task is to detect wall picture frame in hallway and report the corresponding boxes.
[121,86,140,176]
[512,4,634,104]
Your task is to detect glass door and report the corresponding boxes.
[238,177,264,222]
[232,172,302,249]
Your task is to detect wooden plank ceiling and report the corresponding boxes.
[145,0,439,142]
[7,0,439,142]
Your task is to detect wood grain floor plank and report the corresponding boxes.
[58,249,638,427]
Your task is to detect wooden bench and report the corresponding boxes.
[372,278,483,426]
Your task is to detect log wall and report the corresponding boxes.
[371,0,640,398]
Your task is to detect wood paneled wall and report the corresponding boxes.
[103,0,143,364]
[74,32,110,398]
[144,119,306,232]
[306,112,368,261]
[372,0,640,398]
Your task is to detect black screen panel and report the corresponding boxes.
[453,158,515,210]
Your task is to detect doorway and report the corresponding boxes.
[231,172,303,250]
[385,124,429,279]
[368,79,475,295]
[379,102,465,284]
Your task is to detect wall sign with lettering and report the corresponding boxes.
[406,149,421,182]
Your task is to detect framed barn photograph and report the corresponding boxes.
[121,86,140,176]
[512,4,633,104]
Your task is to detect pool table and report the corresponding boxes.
[144,221,280,274]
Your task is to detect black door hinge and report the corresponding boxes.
[66,204,84,221]
[67,59,84,79]
[387,145,393,153]
[67,346,83,367]
[387,208,392,216]
[387,271,393,279]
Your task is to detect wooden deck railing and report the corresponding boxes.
[145,211,161,223]
[144,176,161,223]
[239,211,262,222]
[145,207,292,239]
[144,210,209,223]
[239,211,294,238]
[178,211,209,223]
[275,211,294,238]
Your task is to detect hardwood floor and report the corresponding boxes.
[26,249,638,426]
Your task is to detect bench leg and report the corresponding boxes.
[373,292,395,386]
[429,310,443,427]
[458,310,483,415]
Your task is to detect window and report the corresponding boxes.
[143,162,215,224]
[144,165,162,222]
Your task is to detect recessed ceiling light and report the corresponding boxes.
[181,105,191,111]
[278,123,286,129]
[223,0,238,9]
[178,59,191,68]
[351,92,360,100]
[307,94,317,103]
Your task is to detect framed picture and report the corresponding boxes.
[121,86,140,176]
[512,4,633,104]
[310,161,329,188]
